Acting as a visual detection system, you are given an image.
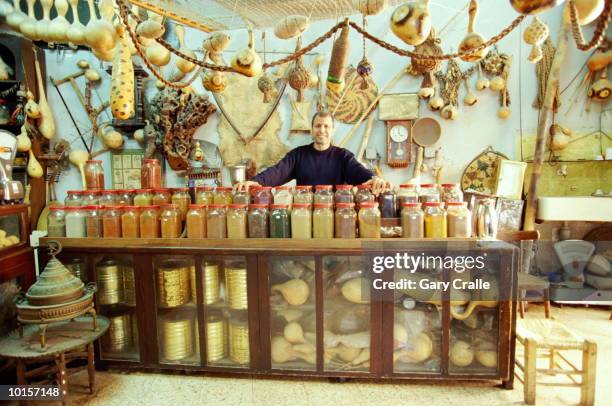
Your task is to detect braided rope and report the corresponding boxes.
[568,0,611,51]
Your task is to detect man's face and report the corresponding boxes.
[312,115,334,150]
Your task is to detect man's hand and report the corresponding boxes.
[233,180,262,193]
[365,176,392,196]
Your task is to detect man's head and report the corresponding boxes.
[311,111,335,151]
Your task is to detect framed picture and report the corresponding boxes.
[378,93,419,121]
[494,160,527,199]
[111,149,145,189]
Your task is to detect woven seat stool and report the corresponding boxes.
[515,319,597,405]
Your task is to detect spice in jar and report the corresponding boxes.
[401,202,424,238]
[195,186,215,205]
[440,183,464,203]
[152,188,172,206]
[291,203,312,239]
[171,187,191,221]
[269,204,290,238]
[232,190,250,205]
[47,207,66,237]
[378,190,398,218]
[293,185,313,205]
[423,202,447,238]
[186,204,207,238]
[99,190,118,207]
[358,202,381,238]
[141,158,162,189]
[446,202,472,238]
[248,204,269,238]
[65,190,84,207]
[227,204,247,239]
[134,189,154,206]
[313,203,334,238]
[334,185,354,205]
[213,187,233,205]
[398,184,419,206]
[335,203,356,238]
[140,206,160,238]
[250,186,273,206]
[314,185,334,204]
[419,184,440,204]
[121,206,140,238]
[206,204,227,238]
[354,184,374,211]
[84,205,103,237]
[273,186,293,208]
[102,206,122,238]
[115,189,134,205]
[84,160,104,190]
[81,190,101,206]
[160,204,182,238]
[65,207,86,238]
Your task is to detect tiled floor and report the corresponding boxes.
[26,305,612,406]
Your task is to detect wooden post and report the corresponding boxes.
[87,342,96,394]
[524,338,537,405]
[580,340,597,406]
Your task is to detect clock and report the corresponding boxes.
[386,120,412,168]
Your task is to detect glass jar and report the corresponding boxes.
[232,190,250,205]
[293,186,313,205]
[47,207,66,237]
[358,202,381,238]
[186,204,207,238]
[423,202,447,238]
[99,190,117,207]
[195,186,215,205]
[401,202,424,238]
[64,190,84,207]
[335,203,356,238]
[440,183,464,203]
[121,206,140,238]
[419,184,440,203]
[84,159,104,190]
[248,204,269,238]
[206,204,227,238]
[291,203,312,239]
[447,202,472,238]
[171,187,191,221]
[227,204,247,239]
[134,189,154,206]
[115,189,134,206]
[141,158,162,189]
[397,184,419,206]
[334,185,354,206]
[84,205,103,238]
[65,207,86,238]
[313,203,333,239]
[250,186,273,206]
[102,206,122,238]
[378,190,398,218]
[81,190,101,206]
[160,204,182,238]
[314,185,334,205]
[273,186,293,208]
[140,206,160,238]
[213,187,233,205]
[354,184,375,211]
[269,204,290,238]
[152,188,172,206]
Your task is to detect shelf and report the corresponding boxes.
[0,124,21,133]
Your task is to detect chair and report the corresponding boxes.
[518,272,551,318]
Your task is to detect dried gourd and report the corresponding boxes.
[274,15,309,39]
[352,0,388,15]
[326,24,351,92]
[523,17,549,63]
[271,278,309,306]
[509,0,564,15]
[458,0,488,62]
[231,29,262,77]
[48,0,70,43]
[563,0,605,25]
[390,0,432,46]
[136,19,165,39]
[450,340,474,367]
[27,150,43,178]
[35,53,55,139]
[111,25,135,120]
[67,0,86,45]
[175,25,196,73]
[202,32,231,53]
[146,43,171,66]
[16,125,31,152]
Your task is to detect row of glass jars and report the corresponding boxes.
[83,158,163,190]
[401,202,472,238]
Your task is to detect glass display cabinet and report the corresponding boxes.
[0,204,35,290]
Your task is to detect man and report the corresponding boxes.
[235,111,390,195]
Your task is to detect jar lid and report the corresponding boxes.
[359,202,379,208]
[336,203,355,208]
[356,184,371,189]
[207,204,226,209]
[86,159,102,164]
[121,205,141,210]
[335,185,353,190]
[136,188,153,193]
[399,184,416,188]
[195,186,214,191]
[401,202,421,207]
[420,184,435,188]
[315,185,333,190]
[441,183,458,187]
[49,206,66,211]
[140,205,160,209]
[81,205,98,210]
[67,190,85,195]
[295,185,312,190]
[173,187,189,192]
[446,202,466,206]
[314,203,333,208]
[251,186,272,191]
[292,203,311,209]
[215,187,233,192]
[143,158,159,163]
[422,202,443,207]
[153,188,171,193]
[86,190,103,195]
[114,189,130,194]
[274,186,292,190]
[270,204,289,209]
[228,204,247,209]
[189,204,207,209]
[63,206,81,211]
[249,204,269,209]
[160,204,179,209]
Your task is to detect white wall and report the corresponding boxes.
[45,1,606,201]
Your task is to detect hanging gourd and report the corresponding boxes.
[27,150,43,178]
[563,0,605,25]
[99,124,124,149]
[523,17,549,63]
[510,0,565,15]
[274,15,309,40]
[110,25,135,120]
[175,25,196,73]
[257,32,277,103]
[48,0,71,43]
[6,0,26,32]
[67,0,87,46]
[327,23,351,92]
[203,32,231,53]
[19,0,39,41]
[25,91,41,118]
[16,125,31,152]
[352,0,388,15]
[202,70,227,93]
[412,30,443,98]
[458,0,488,62]
[588,69,611,103]
[145,42,171,66]
[136,19,165,39]
[85,0,117,56]
[288,38,311,101]
[231,28,263,77]
[35,52,55,139]
[35,0,54,43]
[390,0,432,46]
[0,0,12,17]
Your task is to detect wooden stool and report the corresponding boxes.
[515,319,597,406]
[518,273,551,318]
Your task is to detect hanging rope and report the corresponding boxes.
[567,0,611,51]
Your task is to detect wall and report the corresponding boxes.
[40,2,609,202]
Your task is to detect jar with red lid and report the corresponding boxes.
[423,202,447,238]
[115,189,134,206]
[84,160,104,190]
[84,205,103,238]
[354,184,374,211]
[134,189,154,206]
[397,184,419,206]
[269,204,290,238]
[140,206,160,238]
[171,187,191,221]
[273,186,293,208]
[250,186,273,206]
[47,206,66,237]
[213,187,233,205]
[293,186,313,206]
[291,203,312,239]
[248,204,269,238]
[440,183,463,203]
[152,188,172,206]
[102,206,122,238]
[99,190,118,207]
[419,184,440,203]
[446,202,471,238]
[141,158,162,189]
[206,204,227,238]
[81,190,101,206]
[335,203,356,238]
[121,206,141,238]
[227,204,247,239]
[401,202,424,238]
[314,185,334,204]
[65,190,84,207]
[195,186,215,205]
[334,185,354,205]
[232,189,250,205]
[160,204,182,238]
[358,202,381,238]
[378,190,398,218]
[65,207,86,238]
[186,204,207,238]
[313,203,333,238]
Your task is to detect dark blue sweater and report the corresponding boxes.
[250,144,373,186]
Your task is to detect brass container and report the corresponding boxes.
[228,319,249,365]
[26,258,85,306]
[206,315,227,363]
[65,257,88,283]
[157,260,191,308]
[96,258,123,305]
[160,312,195,361]
[123,263,136,306]
[102,313,133,353]
[203,263,220,305]
[225,266,247,310]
